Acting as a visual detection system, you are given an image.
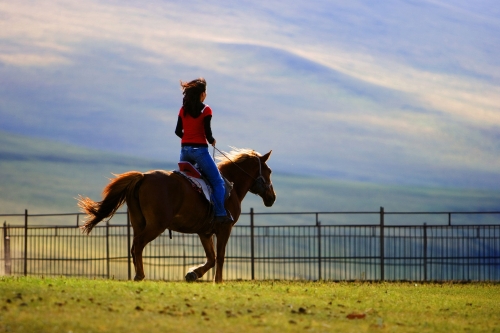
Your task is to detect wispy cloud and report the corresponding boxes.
[0,0,499,188]
[0,53,70,66]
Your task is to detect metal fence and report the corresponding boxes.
[1,208,499,281]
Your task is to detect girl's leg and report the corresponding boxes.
[180,146,195,164]
[193,148,227,217]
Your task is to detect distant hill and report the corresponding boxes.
[0,130,176,214]
[1,130,499,226]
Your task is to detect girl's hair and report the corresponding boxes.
[180,78,206,118]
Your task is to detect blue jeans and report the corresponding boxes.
[180,146,227,217]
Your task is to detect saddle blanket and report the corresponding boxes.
[174,170,212,202]
[174,161,233,203]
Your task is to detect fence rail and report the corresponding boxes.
[1,208,500,281]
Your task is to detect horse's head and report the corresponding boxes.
[248,150,276,207]
[218,148,276,207]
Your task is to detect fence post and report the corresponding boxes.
[3,222,11,275]
[106,220,110,279]
[24,209,28,276]
[380,207,385,281]
[127,208,132,280]
[250,208,255,280]
[423,223,428,281]
[316,213,321,281]
[183,234,187,276]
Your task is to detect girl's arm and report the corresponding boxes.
[204,115,215,145]
[175,116,183,138]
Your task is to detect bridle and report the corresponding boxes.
[249,156,273,195]
[213,146,272,196]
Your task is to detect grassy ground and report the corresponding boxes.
[0,277,499,333]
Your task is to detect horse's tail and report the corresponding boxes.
[78,171,144,235]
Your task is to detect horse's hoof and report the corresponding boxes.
[134,275,145,281]
[185,271,198,282]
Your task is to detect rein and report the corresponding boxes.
[213,146,272,193]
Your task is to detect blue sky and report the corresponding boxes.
[1,0,499,189]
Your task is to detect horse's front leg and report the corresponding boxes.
[214,224,233,283]
[185,233,216,282]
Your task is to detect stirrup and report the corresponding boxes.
[214,213,233,224]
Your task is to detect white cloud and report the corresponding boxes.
[0,53,71,66]
[0,0,499,188]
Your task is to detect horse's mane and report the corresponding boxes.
[216,147,261,168]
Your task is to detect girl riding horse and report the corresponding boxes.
[175,78,233,225]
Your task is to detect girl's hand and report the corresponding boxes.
[211,139,216,147]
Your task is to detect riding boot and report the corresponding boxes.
[214,211,234,224]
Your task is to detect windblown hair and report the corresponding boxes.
[216,147,261,168]
[180,78,206,118]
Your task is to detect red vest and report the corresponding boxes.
[178,105,212,145]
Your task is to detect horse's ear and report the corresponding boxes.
[261,150,272,162]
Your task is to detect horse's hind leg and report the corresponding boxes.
[131,222,165,281]
[131,244,136,268]
[186,234,216,282]
[128,203,146,280]
[131,232,157,281]
[131,237,146,281]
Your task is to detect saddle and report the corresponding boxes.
[175,161,233,202]
[164,162,233,239]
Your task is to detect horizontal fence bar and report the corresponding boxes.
[1,209,499,281]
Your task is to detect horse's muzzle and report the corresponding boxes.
[263,190,276,207]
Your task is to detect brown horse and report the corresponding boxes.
[77,148,276,283]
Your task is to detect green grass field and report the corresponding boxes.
[1,277,499,333]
